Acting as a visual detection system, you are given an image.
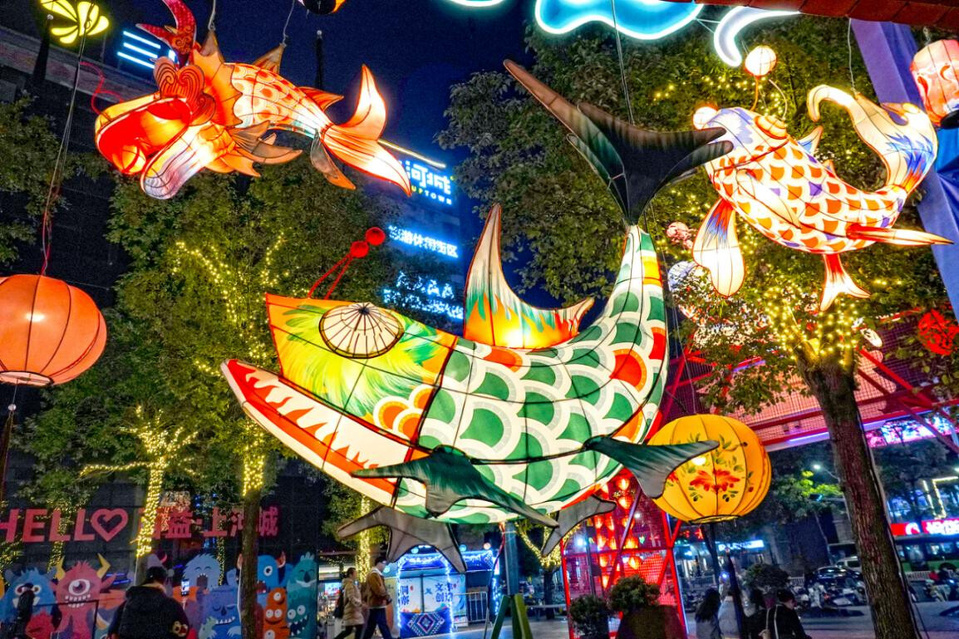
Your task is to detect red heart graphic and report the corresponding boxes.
[89,509,129,542]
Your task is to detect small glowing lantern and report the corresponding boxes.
[0,275,107,386]
[650,415,771,524]
[911,40,959,128]
[40,1,110,45]
[744,46,777,78]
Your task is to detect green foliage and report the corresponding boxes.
[743,563,790,594]
[569,594,610,639]
[21,162,399,514]
[608,576,660,613]
[439,18,950,411]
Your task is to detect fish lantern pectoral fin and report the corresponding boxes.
[353,447,558,528]
[584,437,720,500]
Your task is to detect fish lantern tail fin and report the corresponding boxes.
[846,222,953,247]
[505,60,731,219]
[821,254,870,311]
[318,67,412,195]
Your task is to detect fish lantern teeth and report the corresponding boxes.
[318,302,403,359]
[744,46,777,78]
[693,106,718,130]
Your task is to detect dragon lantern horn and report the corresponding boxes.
[136,0,197,62]
[96,554,111,579]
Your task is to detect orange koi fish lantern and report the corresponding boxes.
[94,0,410,200]
[693,83,949,311]
[912,40,959,129]
[298,0,348,14]
[0,275,107,386]
[650,415,770,524]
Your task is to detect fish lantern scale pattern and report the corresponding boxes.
[912,40,959,129]
[0,275,107,386]
[650,415,770,524]
[693,84,948,311]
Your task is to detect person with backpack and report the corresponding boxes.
[333,568,364,639]
[765,589,811,639]
[361,558,393,639]
[107,567,189,639]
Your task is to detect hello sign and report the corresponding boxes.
[0,506,280,544]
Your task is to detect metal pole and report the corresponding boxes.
[502,522,520,596]
[314,30,325,89]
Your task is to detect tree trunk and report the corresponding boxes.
[240,484,262,639]
[543,570,555,618]
[800,358,919,639]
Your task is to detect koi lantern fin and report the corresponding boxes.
[337,506,466,573]
[353,446,557,527]
[821,254,869,311]
[846,223,952,247]
[797,126,823,155]
[542,496,616,556]
[583,437,718,500]
[136,0,197,62]
[320,67,411,195]
[310,138,356,190]
[692,199,745,297]
[303,88,344,110]
[252,45,285,73]
[505,60,731,219]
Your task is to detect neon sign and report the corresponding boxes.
[387,226,459,259]
[382,272,463,322]
[404,160,453,206]
[534,0,701,41]
[866,415,955,448]
[117,29,175,70]
[891,518,959,537]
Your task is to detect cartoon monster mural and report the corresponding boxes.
[200,582,239,639]
[262,588,289,639]
[54,556,116,639]
[180,554,223,629]
[284,554,317,639]
[0,568,58,639]
[253,554,286,608]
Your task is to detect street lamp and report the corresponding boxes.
[811,463,841,482]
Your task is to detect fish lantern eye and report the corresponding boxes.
[756,114,788,140]
[319,302,404,359]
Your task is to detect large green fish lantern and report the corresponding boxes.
[221,63,731,570]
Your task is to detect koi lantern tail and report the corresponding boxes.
[318,67,411,195]
[821,254,869,311]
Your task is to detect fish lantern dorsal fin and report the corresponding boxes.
[463,204,594,349]
[798,126,823,155]
[252,44,285,73]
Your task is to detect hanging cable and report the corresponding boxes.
[208,0,217,32]
[846,20,858,93]
[609,0,635,124]
[39,13,94,276]
[282,0,297,45]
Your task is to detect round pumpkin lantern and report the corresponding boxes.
[0,275,107,386]
[649,415,770,524]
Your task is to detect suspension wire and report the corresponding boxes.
[208,0,217,32]
[282,0,297,45]
[609,0,635,125]
[846,19,857,93]
[39,17,92,275]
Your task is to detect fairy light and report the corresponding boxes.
[82,406,199,558]
[355,496,372,579]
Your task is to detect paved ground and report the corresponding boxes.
[445,602,959,638]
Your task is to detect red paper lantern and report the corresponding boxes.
[0,275,107,386]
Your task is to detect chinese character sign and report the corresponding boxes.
[382,271,464,322]
[403,161,454,206]
[387,226,459,259]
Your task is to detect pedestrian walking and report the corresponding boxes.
[333,568,364,639]
[743,589,766,639]
[361,559,393,639]
[108,567,190,639]
[765,589,811,639]
[3,587,34,639]
[694,588,723,639]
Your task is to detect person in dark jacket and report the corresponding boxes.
[744,589,767,639]
[694,588,723,639]
[108,567,190,639]
[766,590,811,639]
[4,587,34,639]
